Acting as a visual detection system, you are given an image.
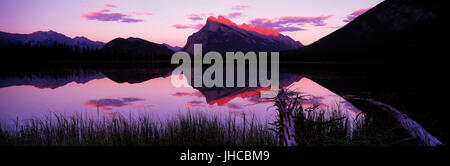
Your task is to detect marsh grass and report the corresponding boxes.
[0,112,278,146]
[0,102,412,146]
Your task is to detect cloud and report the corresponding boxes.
[225,12,242,19]
[175,12,241,30]
[248,15,333,32]
[121,18,144,23]
[81,9,144,23]
[82,97,145,111]
[185,13,215,21]
[187,100,203,105]
[172,92,204,97]
[185,100,213,109]
[172,24,204,30]
[344,8,371,22]
[231,4,251,10]
[104,3,116,8]
[186,14,204,21]
[276,26,305,32]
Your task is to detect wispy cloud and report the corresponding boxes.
[176,12,242,30]
[343,8,371,22]
[104,3,116,8]
[81,9,144,23]
[82,97,145,111]
[185,100,213,109]
[225,12,242,19]
[172,24,204,30]
[186,14,204,21]
[172,92,204,97]
[185,13,215,21]
[248,15,333,32]
[231,4,251,10]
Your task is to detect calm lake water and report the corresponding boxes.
[0,69,362,126]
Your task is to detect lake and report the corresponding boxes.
[0,68,362,127]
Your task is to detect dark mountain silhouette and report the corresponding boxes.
[101,37,174,61]
[183,16,303,55]
[0,72,105,89]
[281,0,442,63]
[162,43,182,51]
[102,37,173,60]
[0,30,104,49]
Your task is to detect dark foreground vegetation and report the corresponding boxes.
[0,112,277,146]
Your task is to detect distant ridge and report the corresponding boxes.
[0,30,104,49]
[163,43,182,51]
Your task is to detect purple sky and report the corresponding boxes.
[0,0,383,46]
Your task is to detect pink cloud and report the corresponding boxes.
[344,8,371,22]
[172,92,204,97]
[185,100,213,109]
[225,12,242,19]
[231,4,251,10]
[104,3,116,8]
[172,24,204,30]
[248,15,333,32]
[185,13,215,21]
[186,14,204,21]
[82,98,145,111]
[81,9,143,23]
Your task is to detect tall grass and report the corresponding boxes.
[0,98,413,146]
[0,112,278,146]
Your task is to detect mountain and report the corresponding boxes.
[0,30,104,49]
[183,16,303,55]
[0,72,105,89]
[101,37,174,60]
[282,0,442,63]
[162,43,182,51]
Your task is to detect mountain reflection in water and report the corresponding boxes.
[0,70,362,127]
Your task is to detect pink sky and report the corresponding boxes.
[0,0,383,46]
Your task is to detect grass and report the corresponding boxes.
[0,112,278,146]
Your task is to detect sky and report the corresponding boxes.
[0,0,384,47]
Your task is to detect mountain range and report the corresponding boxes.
[0,30,104,49]
[1,0,441,62]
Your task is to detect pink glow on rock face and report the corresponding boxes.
[207,16,280,37]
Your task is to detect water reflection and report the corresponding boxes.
[0,70,362,126]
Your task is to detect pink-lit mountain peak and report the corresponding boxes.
[207,16,280,37]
